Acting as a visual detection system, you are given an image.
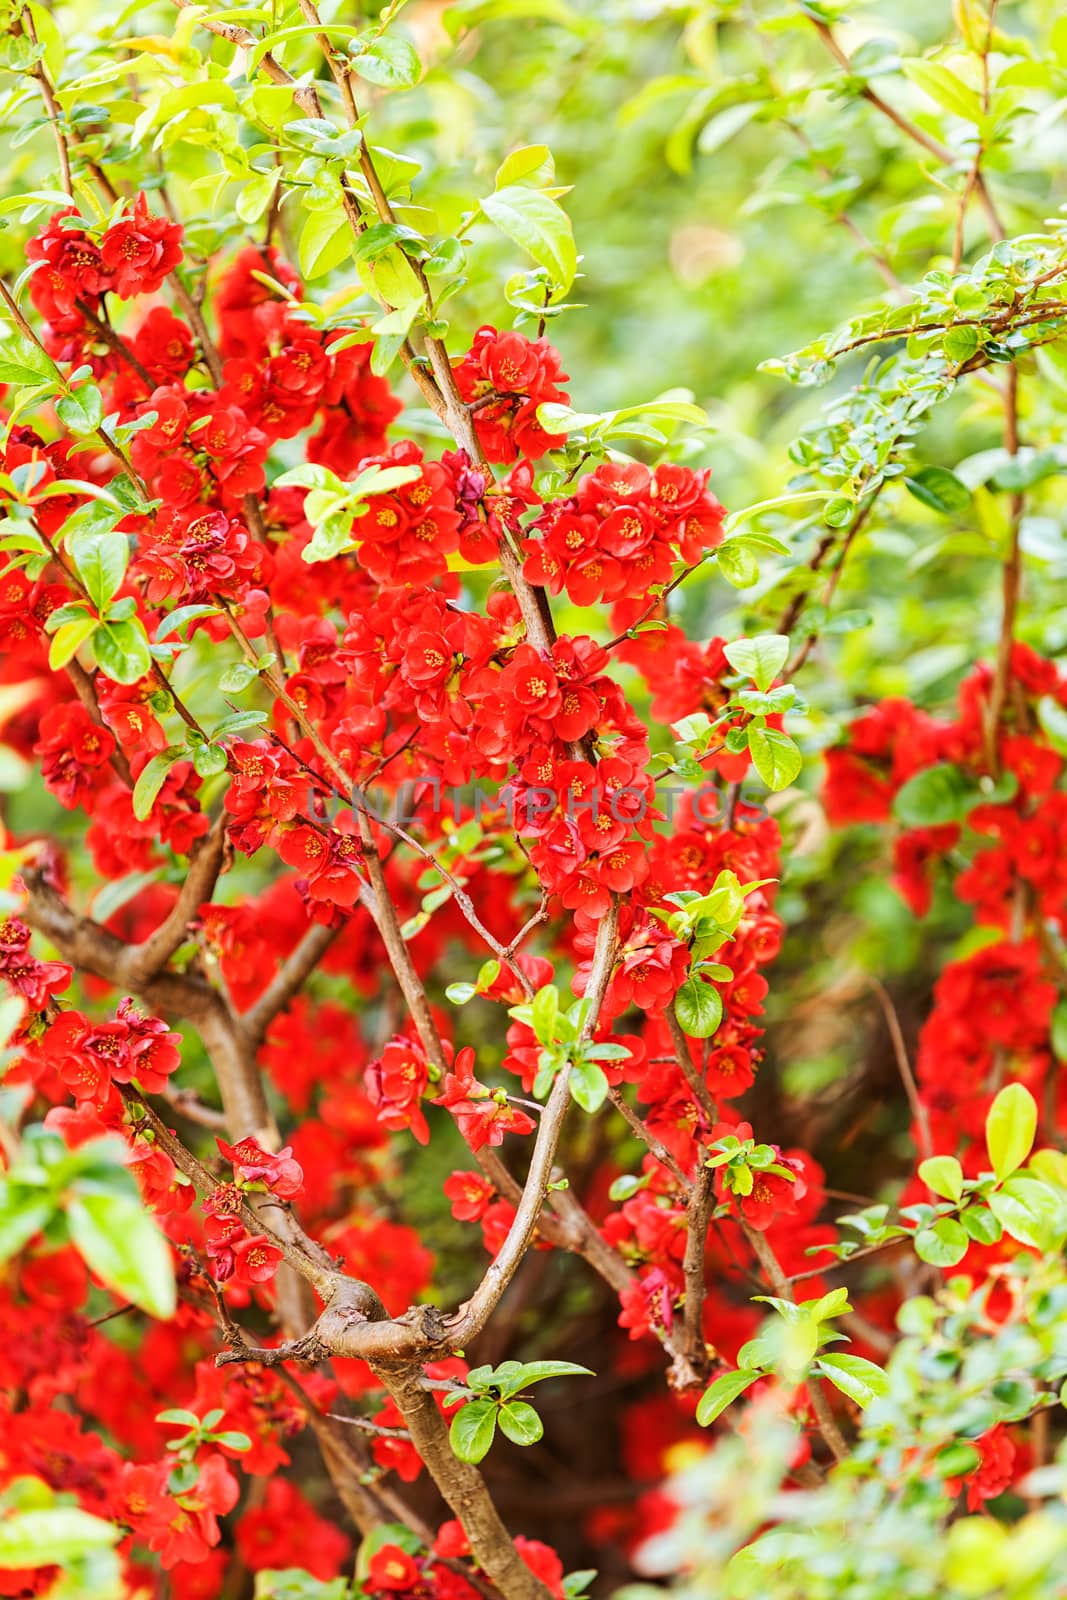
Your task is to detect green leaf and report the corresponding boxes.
[0,335,60,387]
[1052,997,1067,1062]
[212,1431,252,1451]
[156,1408,199,1426]
[531,983,559,1045]
[674,977,723,1039]
[988,1174,1067,1252]
[497,1400,544,1446]
[71,531,128,612]
[210,710,268,738]
[495,143,554,188]
[132,748,183,822]
[299,207,352,282]
[748,726,802,792]
[350,34,421,89]
[695,1368,760,1426]
[481,185,577,292]
[815,1352,889,1408]
[717,541,760,588]
[913,1216,969,1268]
[193,744,229,779]
[918,1155,964,1202]
[723,634,789,692]
[55,385,104,435]
[904,466,971,515]
[66,1191,176,1318]
[986,1083,1037,1179]
[92,619,153,684]
[892,763,971,827]
[155,605,221,642]
[569,1059,609,1114]
[445,982,477,1004]
[960,1204,1002,1244]
[942,325,981,365]
[218,661,260,693]
[496,1359,593,1394]
[901,59,983,122]
[48,614,98,670]
[0,1192,54,1262]
[235,169,280,225]
[449,1399,498,1463]
[350,462,427,499]
[0,1506,119,1568]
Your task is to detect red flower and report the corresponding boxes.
[100,193,183,297]
[365,1037,431,1144]
[35,703,116,809]
[235,1477,350,1577]
[216,1135,304,1198]
[443,1170,495,1221]
[437,1046,536,1151]
[231,1233,284,1285]
[367,1545,421,1593]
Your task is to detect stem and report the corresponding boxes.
[447,901,619,1346]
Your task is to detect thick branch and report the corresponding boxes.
[676,1163,716,1388]
[123,815,228,988]
[370,1364,556,1600]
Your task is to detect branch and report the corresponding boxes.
[242,921,342,1047]
[809,19,1006,242]
[985,364,1023,767]
[123,814,229,988]
[607,1086,691,1192]
[675,1162,716,1389]
[369,1364,557,1600]
[22,869,272,1138]
[447,901,620,1346]
[22,10,72,197]
[868,977,931,1161]
[664,1002,718,1125]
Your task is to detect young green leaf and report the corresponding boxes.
[985,1082,1038,1180]
[918,1155,964,1202]
[66,1191,176,1319]
[71,530,128,612]
[48,615,99,670]
[815,1352,889,1408]
[448,1399,499,1464]
[695,1367,760,1427]
[673,977,723,1039]
[723,634,789,692]
[913,1217,969,1268]
[132,748,184,822]
[92,619,153,685]
[481,185,577,293]
[497,1400,544,1447]
[748,727,802,792]
[569,1059,609,1114]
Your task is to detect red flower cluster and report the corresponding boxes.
[28,195,182,340]
[0,916,71,1010]
[523,460,725,603]
[366,1035,432,1144]
[345,441,463,585]
[453,324,569,462]
[25,998,181,1110]
[35,703,116,810]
